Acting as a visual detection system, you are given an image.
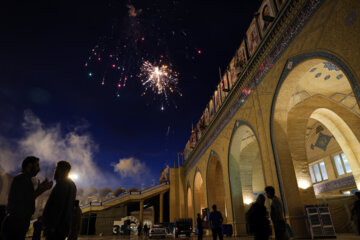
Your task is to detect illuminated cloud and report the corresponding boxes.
[0,110,116,188]
[113,157,148,179]
[0,136,19,173]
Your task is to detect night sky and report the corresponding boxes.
[0,1,260,190]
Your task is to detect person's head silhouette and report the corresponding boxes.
[54,160,71,181]
[22,156,40,177]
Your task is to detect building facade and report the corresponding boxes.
[169,0,360,237]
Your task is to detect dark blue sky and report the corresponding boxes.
[0,0,260,190]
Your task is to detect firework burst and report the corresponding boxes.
[139,60,182,102]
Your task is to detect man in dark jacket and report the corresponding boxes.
[247,194,270,240]
[209,204,223,240]
[265,186,289,240]
[68,200,82,240]
[197,213,203,240]
[32,216,43,240]
[352,191,360,235]
[43,161,77,240]
[1,156,53,240]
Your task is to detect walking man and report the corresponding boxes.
[265,186,289,240]
[43,161,77,240]
[209,204,223,240]
[1,156,53,240]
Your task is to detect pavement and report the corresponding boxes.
[76,234,360,240]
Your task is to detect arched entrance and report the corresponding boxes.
[187,186,193,219]
[193,170,206,218]
[271,53,360,235]
[207,151,227,222]
[228,122,266,235]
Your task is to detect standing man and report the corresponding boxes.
[265,186,289,240]
[32,216,43,240]
[196,213,203,240]
[138,223,142,237]
[351,191,360,235]
[209,204,223,240]
[68,200,82,240]
[1,156,53,240]
[43,161,77,240]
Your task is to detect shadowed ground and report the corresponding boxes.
[75,234,360,240]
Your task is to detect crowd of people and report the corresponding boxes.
[2,156,360,240]
[195,186,290,240]
[0,156,82,240]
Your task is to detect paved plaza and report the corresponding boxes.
[75,234,360,240]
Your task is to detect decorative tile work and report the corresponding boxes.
[186,0,323,171]
[314,132,332,151]
[323,62,340,71]
[336,74,344,80]
[313,175,356,194]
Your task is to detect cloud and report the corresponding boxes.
[113,157,148,179]
[0,110,116,188]
[0,136,19,173]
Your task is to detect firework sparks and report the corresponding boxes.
[140,60,181,101]
[84,1,197,108]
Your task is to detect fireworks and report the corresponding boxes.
[84,1,204,109]
[139,60,181,101]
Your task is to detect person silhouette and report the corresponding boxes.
[32,216,43,240]
[1,156,52,240]
[265,186,289,240]
[351,191,360,235]
[197,213,203,240]
[43,161,77,240]
[68,200,82,240]
[209,204,223,240]
[247,194,270,240]
[138,223,142,236]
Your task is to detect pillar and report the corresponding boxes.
[139,200,144,224]
[159,192,164,223]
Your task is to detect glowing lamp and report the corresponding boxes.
[243,198,253,205]
[298,180,311,189]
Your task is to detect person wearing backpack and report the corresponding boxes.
[246,194,270,240]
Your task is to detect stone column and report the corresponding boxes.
[139,200,144,224]
[159,192,164,223]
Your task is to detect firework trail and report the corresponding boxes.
[84,0,202,109]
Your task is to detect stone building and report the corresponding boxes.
[1,0,359,238]
[169,0,360,238]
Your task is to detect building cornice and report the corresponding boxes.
[184,0,322,173]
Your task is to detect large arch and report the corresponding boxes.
[193,170,206,218]
[207,151,227,223]
[187,186,193,219]
[228,121,266,235]
[271,52,360,236]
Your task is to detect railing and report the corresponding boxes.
[80,182,169,209]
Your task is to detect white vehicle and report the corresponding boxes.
[149,224,167,238]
